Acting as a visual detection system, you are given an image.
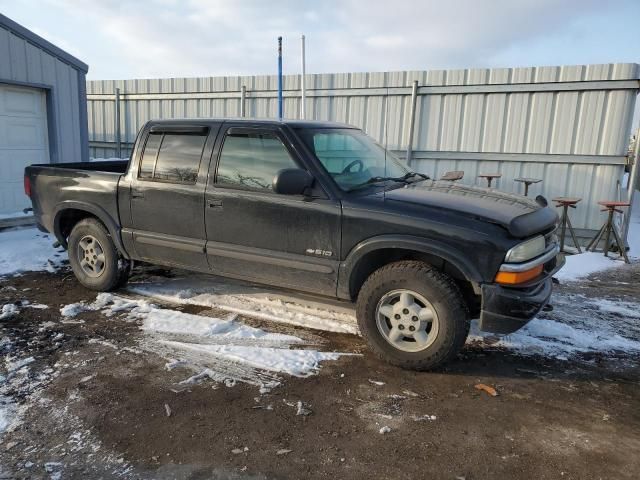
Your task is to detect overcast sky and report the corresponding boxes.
[1,0,639,80]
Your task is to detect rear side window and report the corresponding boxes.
[138,132,207,184]
[216,132,296,191]
[139,133,162,179]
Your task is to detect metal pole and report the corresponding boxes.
[405,80,418,166]
[300,34,306,119]
[240,85,246,117]
[622,128,639,245]
[277,36,283,119]
[115,87,122,159]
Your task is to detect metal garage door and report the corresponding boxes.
[0,84,49,215]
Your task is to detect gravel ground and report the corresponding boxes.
[0,263,639,480]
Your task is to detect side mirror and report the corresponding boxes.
[273,168,314,196]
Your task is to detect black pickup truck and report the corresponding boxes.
[25,118,563,370]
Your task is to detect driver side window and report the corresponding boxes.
[216,131,297,191]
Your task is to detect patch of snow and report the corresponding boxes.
[555,252,626,282]
[60,302,92,318]
[379,426,391,434]
[412,414,437,422]
[296,400,312,416]
[0,304,19,320]
[0,228,65,276]
[143,308,303,346]
[26,303,49,310]
[128,274,358,334]
[587,299,640,319]
[0,396,17,433]
[60,293,152,319]
[0,355,42,435]
[87,338,118,350]
[71,293,349,391]
[6,356,35,372]
[468,293,640,359]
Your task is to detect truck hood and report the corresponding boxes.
[384,181,558,238]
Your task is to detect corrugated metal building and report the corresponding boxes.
[0,13,89,214]
[87,63,640,235]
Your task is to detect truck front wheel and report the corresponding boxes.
[67,218,130,291]
[356,261,470,370]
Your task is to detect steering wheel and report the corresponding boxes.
[341,159,364,174]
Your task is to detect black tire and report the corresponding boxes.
[67,218,130,291]
[356,260,469,370]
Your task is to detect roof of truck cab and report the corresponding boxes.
[145,118,357,129]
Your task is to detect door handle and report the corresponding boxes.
[131,189,145,199]
[208,199,223,209]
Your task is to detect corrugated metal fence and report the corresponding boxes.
[87,63,640,235]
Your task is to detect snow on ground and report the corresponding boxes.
[469,293,640,360]
[129,274,359,335]
[0,228,65,277]
[555,252,626,282]
[555,190,639,281]
[129,272,640,364]
[61,293,348,390]
[0,350,40,435]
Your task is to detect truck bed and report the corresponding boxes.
[29,160,129,174]
[25,160,128,242]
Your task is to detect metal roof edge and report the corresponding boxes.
[0,13,89,73]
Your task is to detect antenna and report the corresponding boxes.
[277,36,283,119]
[300,35,306,119]
[383,86,389,201]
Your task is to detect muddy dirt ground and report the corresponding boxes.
[0,265,639,480]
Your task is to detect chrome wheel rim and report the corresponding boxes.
[77,235,106,278]
[375,289,439,353]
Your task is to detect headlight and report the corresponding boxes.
[504,235,546,263]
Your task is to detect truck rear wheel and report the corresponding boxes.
[356,261,469,370]
[67,218,130,291]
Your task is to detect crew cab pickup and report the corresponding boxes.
[25,119,563,370]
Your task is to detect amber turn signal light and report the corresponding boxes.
[494,265,543,285]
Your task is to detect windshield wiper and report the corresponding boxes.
[347,171,430,191]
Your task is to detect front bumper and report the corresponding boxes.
[478,252,565,334]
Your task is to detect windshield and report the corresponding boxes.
[297,128,410,191]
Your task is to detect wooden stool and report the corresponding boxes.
[552,197,582,254]
[515,177,542,196]
[440,171,464,181]
[478,173,501,188]
[586,201,630,264]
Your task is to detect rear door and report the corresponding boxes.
[128,125,217,270]
[204,124,341,296]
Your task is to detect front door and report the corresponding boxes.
[129,125,216,270]
[204,125,341,296]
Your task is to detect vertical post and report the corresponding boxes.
[277,36,283,119]
[622,128,639,245]
[300,34,306,119]
[405,80,418,166]
[114,87,122,159]
[240,85,246,117]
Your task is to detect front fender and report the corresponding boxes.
[337,234,483,300]
[52,201,129,259]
